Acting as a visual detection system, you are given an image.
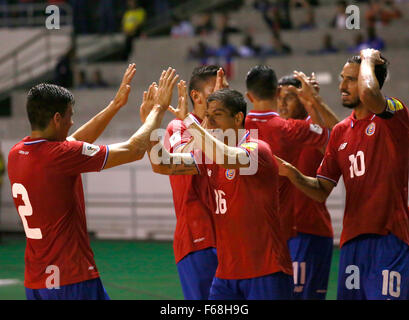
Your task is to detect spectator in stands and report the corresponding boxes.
[238,34,261,58]
[253,0,291,34]
[98,0,116,34]
[122,0,146,61]
[194,12,214,36]
[54,48,74,88]
[154,0,170,22]
[215,12,241,36]
[90,70,109,88]
[294,0,316,30]
[71,0,91,34]
[348,32,366,53]
[307,33,339,55]
[366,0,402,28]
[364,26,386,49]
[330,0,348,29]
[188,41,215,65]
[215,33,238,79]
[261,33,292,57]
[170,15,194,38]
[76,70,92,89]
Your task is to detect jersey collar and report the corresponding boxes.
[23,136,48,145]
[349,111,376,128]
[247,109,279,117]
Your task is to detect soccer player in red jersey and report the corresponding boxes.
[7,65,179,300]
[276,49,409,300]
[277,74,336,299]
[150,85,294,300]
[140,65,228,299]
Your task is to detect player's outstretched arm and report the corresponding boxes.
[358,49,386,114]
[140,79,199,175]
[293,71,340,129]
[103,67,179,169]
[168,82,249,170]
[68,64,137,143]
[275,156,334,203]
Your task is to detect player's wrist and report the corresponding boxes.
[183,113,200,128]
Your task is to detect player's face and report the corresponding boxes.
[339,63,361,109]
[206,100,238,131]
[57,105,74,141]
[277,86,306,120]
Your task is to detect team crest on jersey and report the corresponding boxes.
[225,169,236,180]
[365,122,376,136]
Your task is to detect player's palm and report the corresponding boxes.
[114,63,137,107]
[168,80,189,120]
[140,82,158,123]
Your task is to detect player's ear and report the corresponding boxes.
[235,112,244,127]
[191,90,201,105]
[52,112,62,128]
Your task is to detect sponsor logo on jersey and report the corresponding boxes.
[225,169,236,180]
[18,150,29,155]
[82,143,100,157]
[386,97,404,112]
[338,142,348,151]
[207,169,212,177]
[365,122,376,136]
[309,123,323,135]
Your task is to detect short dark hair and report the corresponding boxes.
[188,65,220,105]
[347,55,389,89]
[278,75,302,88]
[245,65,277,100]
[26,83,75,130]
[207,89,247,125]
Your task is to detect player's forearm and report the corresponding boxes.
[309,94,340,129]
[186,121,248,169]
[148,140,198,175]
[285,164,329,203]
[70,100,122,143]
[358,59,385,114]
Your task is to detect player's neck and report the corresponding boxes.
[192,105,205,121]
[252,100,277,112]
[353,104,373,120]
[31,128,57,141]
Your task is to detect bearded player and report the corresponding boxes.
[277,49,409,300]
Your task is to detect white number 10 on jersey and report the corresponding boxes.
[348,151,366,178]
[12,183,43,239]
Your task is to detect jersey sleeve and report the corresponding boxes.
[376,97,406,119]
[282,118,329,148]
[316,129,341,186]
[165,119,192,153]
[50,140,108,175]
[239,140,275,171]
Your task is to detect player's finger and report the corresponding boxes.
[170,74,180,90]
[159,70,166,87]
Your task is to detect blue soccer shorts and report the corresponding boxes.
[209,272,294,300]
[337,233,409,300]
[176,247,218,300]
[288,232,333,300]
[25,277,110,300]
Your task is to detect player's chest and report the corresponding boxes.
[335,120,386,178]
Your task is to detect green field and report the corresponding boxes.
[0,234,340,300]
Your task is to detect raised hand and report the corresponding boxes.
[213,67,229,92]
[140,82,158,123]
[360,48,384,65]
[292,70,319,104]
[307,72,320,93]
[113,63,137,108]
[168,80,189,120]
[155,67,179,111]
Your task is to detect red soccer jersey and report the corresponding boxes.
[245,110,329,240]
[194,133,293,279]
[164,113,216,263]
[292,117,333,238]
[8,137,109,289]
[317,97,409,247]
